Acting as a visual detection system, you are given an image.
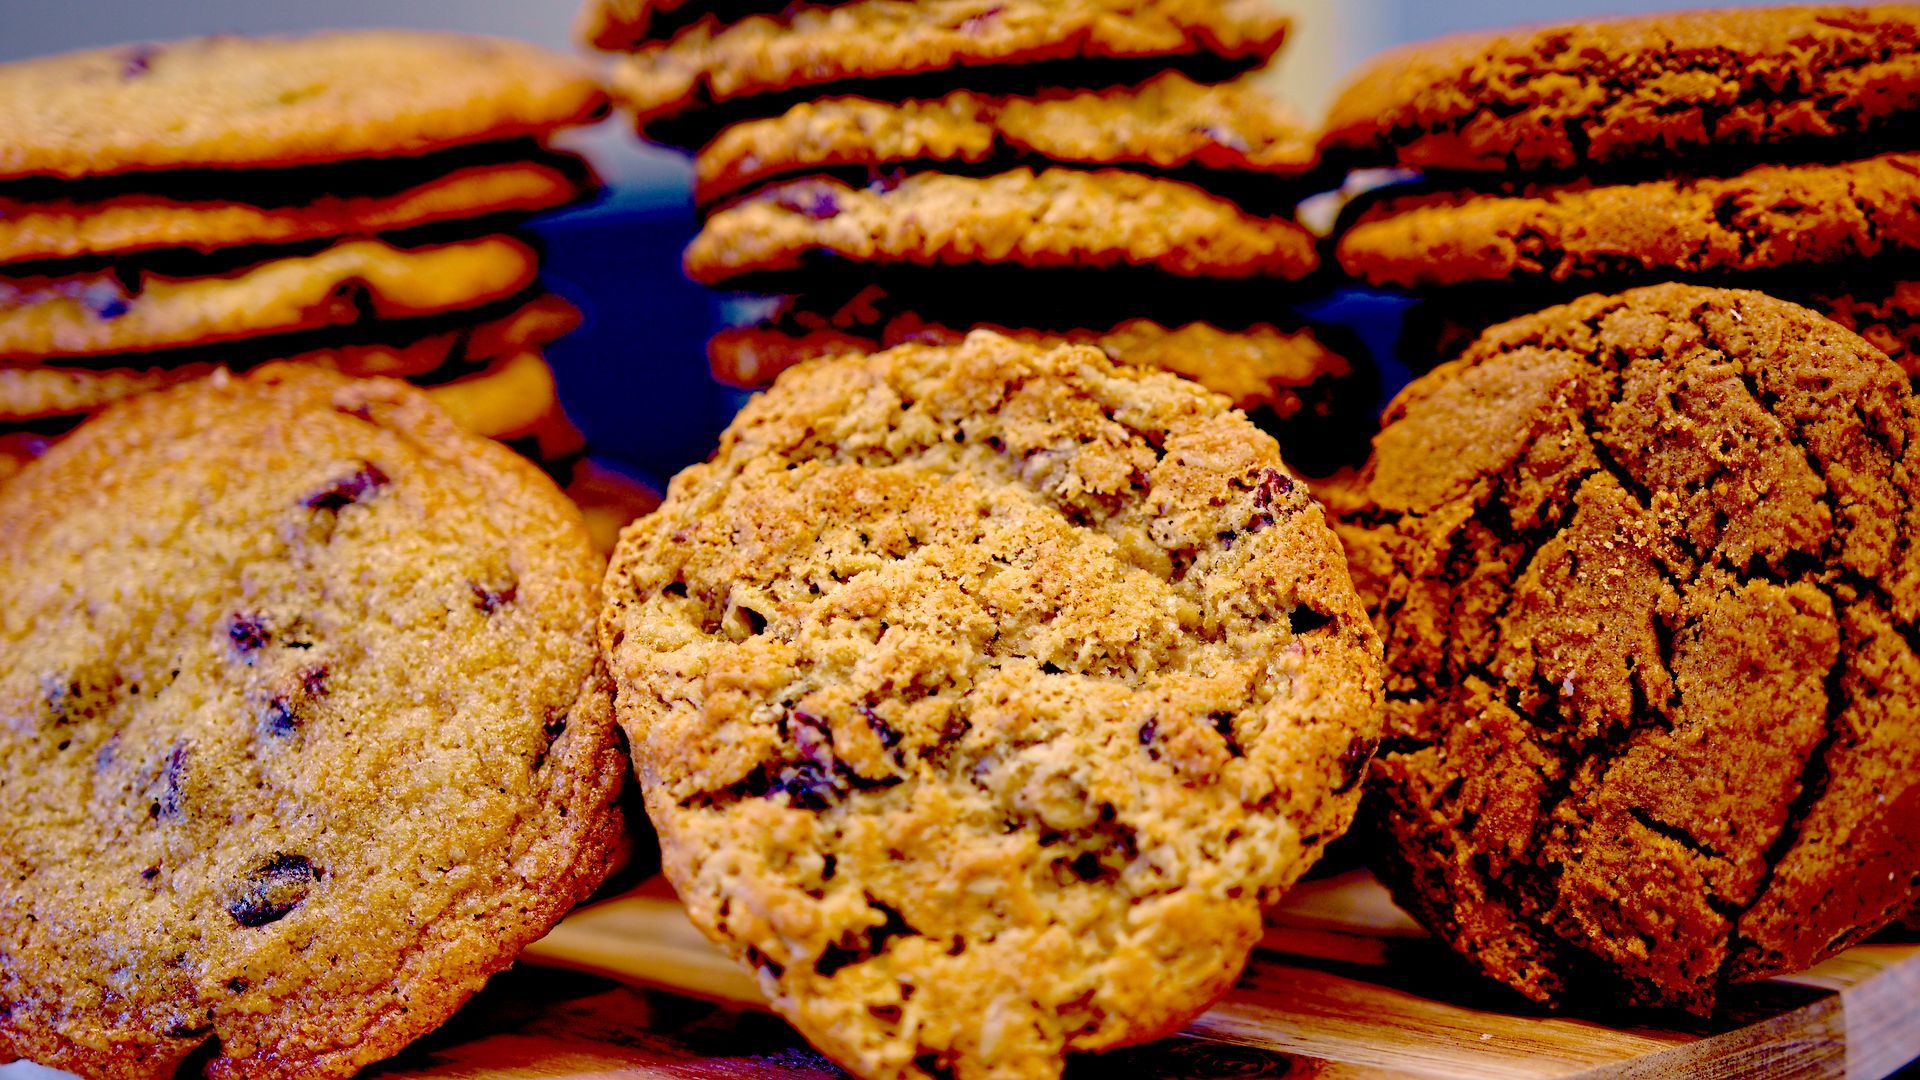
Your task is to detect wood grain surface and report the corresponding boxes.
[373,870,1918,1080]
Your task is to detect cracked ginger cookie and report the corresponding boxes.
[600,332,1384,1080]
[1354,283,1920,1012]
[0,365,626,1079]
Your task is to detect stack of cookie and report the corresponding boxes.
[584,0,1372,473]
[0,31,607,483]
[1320,6,1920,374]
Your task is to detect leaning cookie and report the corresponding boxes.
[0,31,606,180]
[685,168,1319,285]
[1356,283,1920,1012]
[0,365,625,1078]
[693,72,1317,204]
[1336,152,1920,289]
[609,0,1289,137]
[601,332,1383,1080]
[1320,6,1920,172]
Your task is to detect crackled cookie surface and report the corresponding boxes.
[693,73,1316,203]
[1355,284,1920,1011]
[0,31,605,180]
[1321,6,1920,172]
[609,0,1289,132]
[601,333,1383,1080]
[685,168,1319,284]
[1336,152,1920,288]
[0,366,625,1079]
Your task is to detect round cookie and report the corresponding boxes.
[600,332,1383,1080]
[1320,6,1920,173]
[693,73,1317,204]
[0,365,625,1078]
[0,31,605,180]
[0,156,589,267]
[0,429,60,487]
[1804,276,1920,377]
[709,303,1353,417]
[423,350,561,441]
[609,0,1290,136]
[1335,152,1920,289]
[0,235,537,363]
[563,460,663,559]
[0,295,580,422]
[684,168,1320,285]
[1356,283,1920,1012]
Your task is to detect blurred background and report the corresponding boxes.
[0,0,1793,489]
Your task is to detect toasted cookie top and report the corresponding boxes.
[693,73,1317,204]
[1322,6,1920,172]
[601,332,1383,1080]
[1335,152,1920,288]
[608,0,1289,136]
[1356,284,1920,1011]
[683,168,1320,285]
[0,366,625,1079]
[0,31,607,180]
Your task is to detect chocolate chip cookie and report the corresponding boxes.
[601,331,1383,1079]
[0,154,590,267]
[1321,6,1920,173]
[693,72,1316,204]
[0,295,578,421]
[0,236,537,363]
[1354,283,1920,1011]
[0,365,625,1078]
[684,168,1320,285]
[0,31,606,180]
[1336,152,1920,289]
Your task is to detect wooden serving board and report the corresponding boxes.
[358,870,1920,1080]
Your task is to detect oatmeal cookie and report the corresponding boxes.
[683,168,1319,285]
[601,332,1383,1079]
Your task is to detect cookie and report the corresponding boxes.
[0,156,590,267]
[563,460,662,558]
[1804,276,1920,377]
[0,365,625,1078]
[1335,152,1920,289]
[422,351,560,441]
[0,430,58,487]
[0,295,579,422]
[0,235,537,363]
[710,306,1352,416]
[693,73,1316,204]
[0,31,606,180]
[1354,283,1920,1011]
[600,331,1383,1080]
[1320,6,1920,173]
[684,168,1320,285]
[608,0,1290,136]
